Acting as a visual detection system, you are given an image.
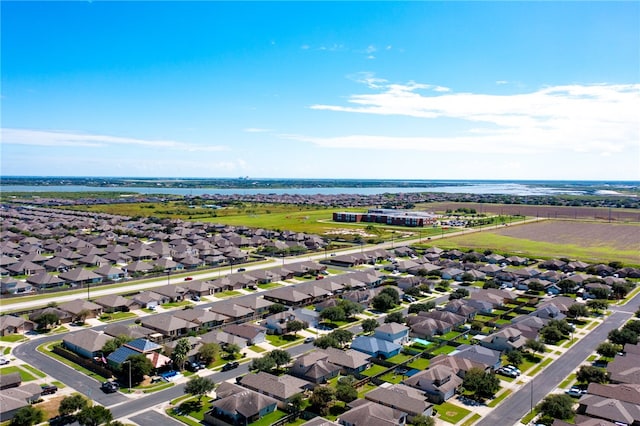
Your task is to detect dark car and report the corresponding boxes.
[222,361,239,371]
[40,385,58,395]
[187,361,205,371]
[101,381,118,393]
[184,277,193,281]
[237,268,246,273]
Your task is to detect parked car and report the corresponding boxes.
[566,386,587,398]
[315,275,324,280]
[222,361,239,371]
[504,365,521,375]
[237,268,246,272]
[0,356,9,365]
[187,361,205,371]
[497,367,518,378]
[101,381,118,393]
[40,385,58,395]
[191,295,200,302]
[184,277,193,281]
[304,337,315,343]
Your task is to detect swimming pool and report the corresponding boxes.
[413,338,432,346]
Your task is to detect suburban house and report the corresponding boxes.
[338,399,408,426]
[289,351,342,384]
[323,347,371,375]
[210,304,255,323]
[351,336,402,359]
[0,315,35,336]
[173,308,228,330]
[131,291,168,309]
[373,322,410,346]
[106,338,165,369]
[403,364,463,403]
[0,382,42,422]
[478,327,527,352]
[93,294,135,313]
[199,330,248,350]
[607,351,640,385]
[263,287,314,307]
[364,383,434,420]
[576,383,640,425]
[58,299,104,320]
[222,323,267,345]
[141,313,199,339]
[452,345,502,371]
[63,329,111,359]
[205,382,277,426]
[239,371,313,409]
[0,372,22,390]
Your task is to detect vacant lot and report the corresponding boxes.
[424,202,640,223]
[434,220,640,265]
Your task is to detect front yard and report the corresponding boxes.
[434,401,471,424]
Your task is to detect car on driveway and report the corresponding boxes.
[222,361,239,371]
[187,361,205,371]
[0,356,9,365]
[566,386,587,398]
[40,385,58,395]
[497,367,518,378]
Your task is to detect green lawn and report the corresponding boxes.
[249,345,266,353]
[361,364,388,377]
[99,311,138,322]
[20,364,46,378]
[265,334,302,347]
[407,357,430,370]
[434,401,471,424]
[441,331,461,340]
[385,353,413,364]
[216,290,243,298]
[257,282,283,290]
[488,389,512,407]
[528,357,553,376]
[357,382,378,398]
[161,300,194,308]
[430,345,457,356]
[250,410,288,426]
[559,373,577,389]
[520,408,540,425]
[0,334,27,343]
[0,366,36,382]
[37,341,110,382]
[379,372,405,384]
[462,413,482,426]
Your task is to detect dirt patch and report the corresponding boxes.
[493,221,640,251]
[36,395,65,420]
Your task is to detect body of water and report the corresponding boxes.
[0,183,589,196]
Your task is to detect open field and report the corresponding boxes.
[432,220,640,265]
[423,202,640,222]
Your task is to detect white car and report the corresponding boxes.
[0,357,9,365]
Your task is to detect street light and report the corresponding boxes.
[123,359,132,393]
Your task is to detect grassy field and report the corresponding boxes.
[432,220,640,265]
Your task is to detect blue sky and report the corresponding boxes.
[2,1,639,180]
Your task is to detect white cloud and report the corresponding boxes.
[1,128,228,152]
[308,78,640,156]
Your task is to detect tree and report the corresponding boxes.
[76,309,91,325]
[268,303,287,315]
[506,350,523,367]
[287,393,304,414]
[268,349,292,370]
[225,343,241,359]
[10,406,44,426]
[184,376,216,401]
[470,320,483,331]
[361,318,380,334]
[198,342,221,365]
[483,280,499,290]
[250,356,276,373]
[171,338,191,370]
[540,325,564,344]
[101,335,133,356]
[335,376,358,403]
[310,386,335,415]
[35,312,59,329]
[525,339,546,354]
[328,329,353,347]
[537,394,574,422]
[313,335,338,349]
[408,302,435,314]
[449,288,469,300]
[404,286,422,297]
[567,303,589,319]
[590,287,611,300]
[59,394,89,416]
[557,279,577,294]
[76,406,113,426]
[380,287,401,304]
[608,328,638,346]
[462,367,500,399]
[597,342,623,358]
[123,354,153,386]
[384,311,405,324]
[526,281,545,292]
[286,320,305,336]
[576,365,609,384]
[623,320,640,335]
[460,272,474,283]
[587,299,609,313]
[372,293,396,312]
[320,306,346,322]
[410,414,436,426]
[339,299,364,318]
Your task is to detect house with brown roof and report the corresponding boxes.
[403,364,463,403]
[0,383,42,422]
[239,371,313,409]
[577,383,640,425]
[607,351,640,385]
[58,267,103,287]
[264,287,314,307]
[205,382,277,426]
[141,313,199,338]
[323,347,371,375]
[478,326,527,352]
[58,299,104,320]
[0,315,35,336]
[210,303,255,322]
[364,383,434,420]
[289,351,341,384]
[93,294,136,312]
[173,308,228,330]
[199,329,248,349]
[222,323,266,345]
[63,329,111,359]
[338,399,408,426]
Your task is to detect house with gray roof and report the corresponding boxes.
[373,322,410,345]
[452,344,501,371]
[210,303,255,322]
[239,371,313,409]
[199,329,248,349]
[0,383,42,422]
[339,399,408,426]
[577,383,640,425]
[205,382,277,426]
[58,267,102,286]
[94,294,135,312]
[364,383,434,420]
[141,313,198,338]
[58,299,104,320]
[403,364,463,403]
[63,329,111,359]
[174,308,228,329]
[289,351,341,384]
[351,336,401,359]
[0,315,35,337]
[223,323,266,345]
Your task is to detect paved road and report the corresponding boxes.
[129,410,185,426]
[476,292,640,426]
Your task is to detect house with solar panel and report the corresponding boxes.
[106,338,165,369]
